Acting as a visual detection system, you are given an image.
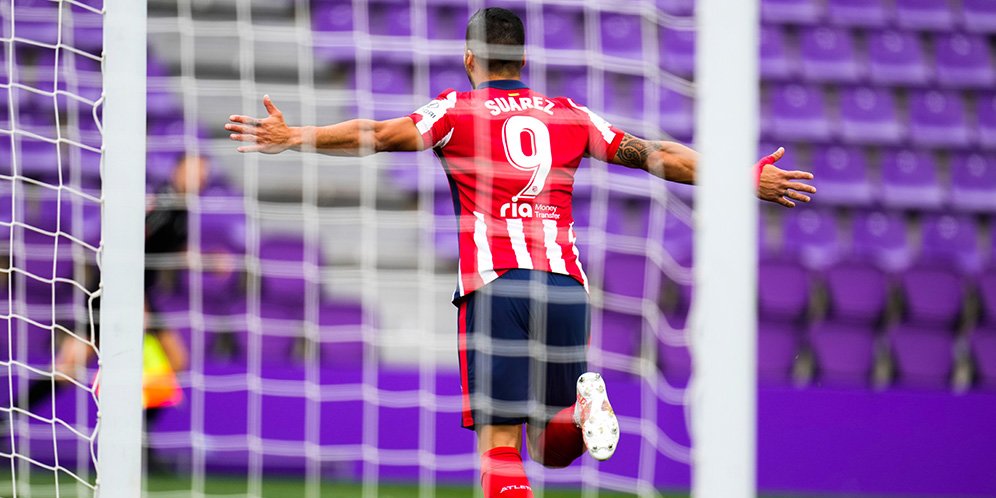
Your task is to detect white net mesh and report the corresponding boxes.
[141,0,696,497]
[0,0,104,497]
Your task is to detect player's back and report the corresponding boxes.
[409,80,625,298]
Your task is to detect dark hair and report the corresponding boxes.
[466,7,525,75]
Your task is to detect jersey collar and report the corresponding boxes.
[476,79,529,90]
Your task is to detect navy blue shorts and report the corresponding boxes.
[456,269,589,430]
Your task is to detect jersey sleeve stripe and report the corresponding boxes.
[413,91,457,144]
[566,97,617,144]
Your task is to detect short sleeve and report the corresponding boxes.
[565,98,626,162]
[409,89,458,150]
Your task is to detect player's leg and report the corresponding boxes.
[525,272,588,468]
[459,276,535,498]
[477,424,533,498]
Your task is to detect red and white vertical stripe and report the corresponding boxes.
[457,213,588,297]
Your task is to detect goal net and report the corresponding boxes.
[140,0,700,496]
[6,0,745,496]
[0,0,109,496]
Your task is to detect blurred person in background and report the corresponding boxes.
[11,155,209,471]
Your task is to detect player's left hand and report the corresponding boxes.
[756,147,816,208]
[225,95,297,154]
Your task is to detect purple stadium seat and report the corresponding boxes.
[971,328,996,389]
[918,214,982,275]
[657,0,694,17]
[963,0,996,33]
[950,153,996,213]
[541,5,583,51]
[602,13,643,59]
[7,318,55,364]
[895,0,956,31]
[662,211,693,268]
[809,146,873,206]
[766,84,832,141]
[147,151,183,188]
[259,235,317,313]
[602,251,651,300]
[900,267,963,327]
[0,47,7,86]
[760,0,823,24]
[369,53,414,96]
[597,309,642,360]
[14,20,59,46]
[851,210,912,273]
[760,25,794,81]
[659,342,691,388]
[18,192,77,236]
[603,73,646,121]
[659,87,693,140]
[888,324,954,390]
[603,193,651,237]
[71,23,103,53]
[17,139,59,182]
[781,208,842,271]
[14,234,76,308]
[367,1,411,37]
[56,79,103,111]
[545,65,587,101]
[979,93,996,150]
[425,2,468,41]
[826,0,890,27]
[147,88,183,120]
[839,87,903,145]
[979,271,996,325]
[198,209,247,254]
[660,27,695,79]
[757,260,810,321]
[825,262,888,325]
[934,33,996,89]
[909,90,972,147]
[758,321,800,385]
[431,199,460,247]
[867,30,930,86]
[319,299,365,367]
[311,0,354,33]
[879,149,945,210]
[799,27,862,83]
[809,322,876,388]
[428,58,467,95]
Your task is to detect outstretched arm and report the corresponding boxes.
[610,133,816,208]
[225,96,423,156]
[611,133,698,184]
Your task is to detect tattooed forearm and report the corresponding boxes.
[610,133,698,183]
[614,133,662,169]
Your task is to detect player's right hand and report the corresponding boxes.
[225,95,298,154]
[756,147,816,208]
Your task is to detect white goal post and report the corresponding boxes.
[95,0,147,496]
[691,1,759,498]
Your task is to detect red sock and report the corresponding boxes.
[535,405,585,468]
[481,446,533,498]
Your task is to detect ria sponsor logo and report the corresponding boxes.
[499,201,561,219]
[500,200,533,218]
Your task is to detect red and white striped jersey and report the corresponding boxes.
[409,80,625,300]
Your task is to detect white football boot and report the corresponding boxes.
[573,372,619,461]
